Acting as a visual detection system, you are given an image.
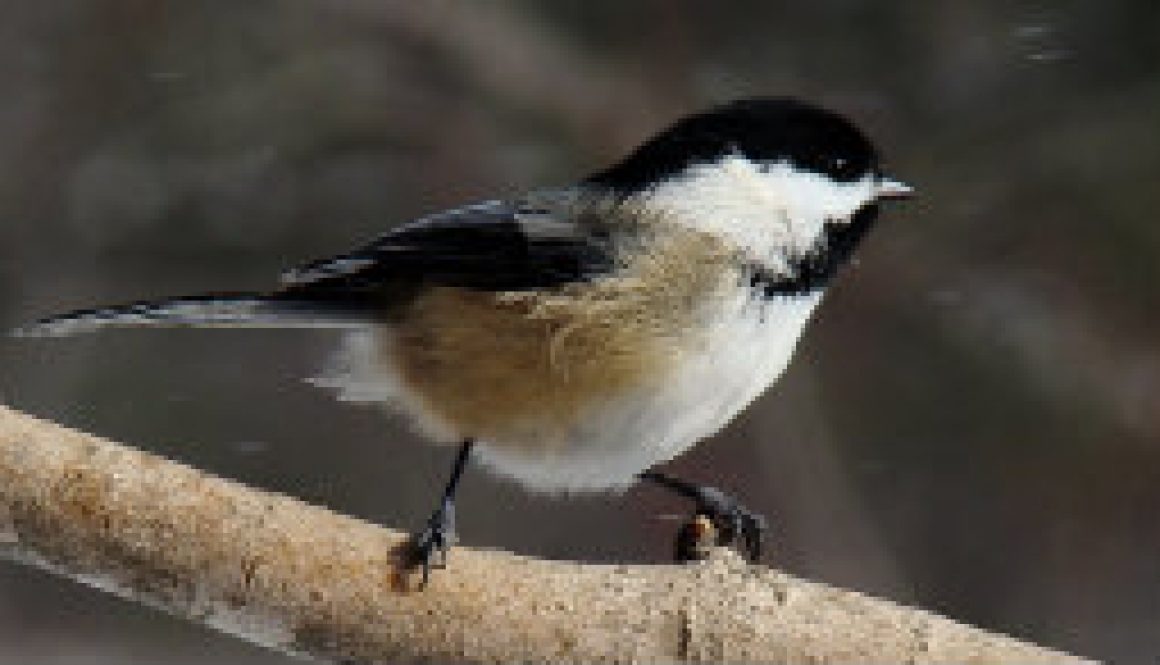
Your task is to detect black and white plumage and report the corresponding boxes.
[16,98,911,568]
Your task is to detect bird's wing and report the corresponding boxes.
[14,192,622,337]
[278,193,618,298]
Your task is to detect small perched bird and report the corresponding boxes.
[16,98,911,579]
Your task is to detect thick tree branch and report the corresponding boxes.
[0,404,1090,663]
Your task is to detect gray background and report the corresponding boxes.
[1,1,1158,662]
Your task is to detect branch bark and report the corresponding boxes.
[0,404,1091,663]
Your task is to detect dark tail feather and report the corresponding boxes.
[12,293,374,338]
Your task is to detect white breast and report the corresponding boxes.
[472,288,824,493]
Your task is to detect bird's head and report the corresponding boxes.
[586,98,912,263]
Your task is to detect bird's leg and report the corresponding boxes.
[406,439,474,585]
[637,470,768,563]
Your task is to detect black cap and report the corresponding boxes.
[586,98,880,195]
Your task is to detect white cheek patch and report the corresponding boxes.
[641,156,875,262]
[759,161,875,224]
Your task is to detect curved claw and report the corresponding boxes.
[639,471,771,563]
[718,504,767,563]
[690,486,769,563]
[405,503,457,586]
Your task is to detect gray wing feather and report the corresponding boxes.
[278,192,616,295]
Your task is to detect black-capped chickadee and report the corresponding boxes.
[16,98,912,579]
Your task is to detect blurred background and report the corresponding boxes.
[0,1,1157,662]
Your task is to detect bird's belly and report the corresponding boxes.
[471,291,824,492]
[314,287,823,493]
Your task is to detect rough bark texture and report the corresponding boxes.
[0,404,1091,663]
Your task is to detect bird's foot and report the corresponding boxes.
[639,471,769,563]
[685,484,768,563]
[403,500,457,587]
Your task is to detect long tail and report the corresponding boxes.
[12,293,374,338]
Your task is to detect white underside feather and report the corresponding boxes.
[314,288,822,493]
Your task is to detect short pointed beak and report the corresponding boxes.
[875,177,914,199]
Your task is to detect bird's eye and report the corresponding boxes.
[824,155,861,181]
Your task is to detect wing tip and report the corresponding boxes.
[279,256,377,286]
[9,318,90,339]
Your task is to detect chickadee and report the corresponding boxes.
[16,98,911,578]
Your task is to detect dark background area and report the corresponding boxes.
[0,1,1157,662]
